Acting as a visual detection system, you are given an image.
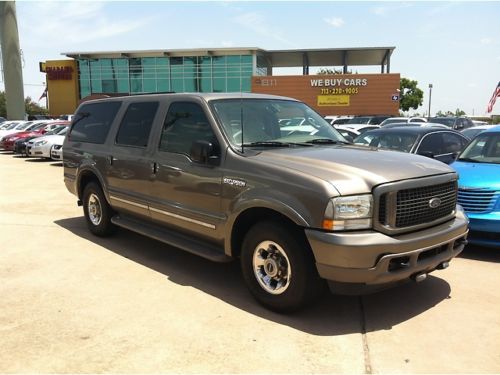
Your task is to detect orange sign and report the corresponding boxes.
[252,73,400,116]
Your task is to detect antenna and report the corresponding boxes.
[240,91,244,153]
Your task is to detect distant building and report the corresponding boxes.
[41,46,399,116]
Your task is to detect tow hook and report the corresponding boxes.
[411,272,427,283]
[437,261,450,270]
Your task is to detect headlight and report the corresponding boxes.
[323,195,373,231]
[35,140,48,146]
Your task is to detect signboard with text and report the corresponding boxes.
[251,73,400,116]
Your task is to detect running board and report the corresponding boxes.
[111,215,232,263]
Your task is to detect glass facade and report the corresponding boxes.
[77,55,255,99]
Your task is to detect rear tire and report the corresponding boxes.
[82,182,116,236]
[240,221,325,312]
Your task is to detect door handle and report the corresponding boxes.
[151,162,159,174]
[108,155,115,165]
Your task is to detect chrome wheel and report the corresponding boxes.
[87,193,102,226]
[252,240,291,295]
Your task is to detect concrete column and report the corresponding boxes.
[0,1,25,120]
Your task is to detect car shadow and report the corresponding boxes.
[50,161,63,167]
[460,244,499,263]
[54,216,452,336]
[24,158,53,162]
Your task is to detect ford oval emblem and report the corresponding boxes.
[429,197,442,208]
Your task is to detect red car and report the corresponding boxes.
[0,122,69,151]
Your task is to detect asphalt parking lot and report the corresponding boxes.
[0,152,499,373]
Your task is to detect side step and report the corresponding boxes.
[111,215,232,263]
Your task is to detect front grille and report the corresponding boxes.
[395,181,457,227]
[457,188,499,213]
[377,180,457,231]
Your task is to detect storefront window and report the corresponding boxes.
[76,54,254,99]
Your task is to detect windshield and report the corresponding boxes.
[210,99,346,147]
[458,132,500,164]
[354,132,418,153]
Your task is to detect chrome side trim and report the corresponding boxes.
[150,207,216,230]
[110,195,148,210]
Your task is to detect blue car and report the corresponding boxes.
[451,126,500,247]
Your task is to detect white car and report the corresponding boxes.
[380,117,428,126]
[26,127,68,159]
[0,121,29,138]
[335,124,381,134]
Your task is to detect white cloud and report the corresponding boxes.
[18,1,152,48]
[324,17,345,28]
[480,38,493,45]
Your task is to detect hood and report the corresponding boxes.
[451,161,500,190]
[33,134,65,145]
[253,145,454,195]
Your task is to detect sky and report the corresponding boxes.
[3,0,500,116]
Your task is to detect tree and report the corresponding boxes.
[399,78,424,112]
[0,91,48,118]
[25,96,48,116]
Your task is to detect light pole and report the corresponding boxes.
[428,84,433,118]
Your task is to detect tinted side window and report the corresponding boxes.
[159,102,215,155]
[115,102,159,147]
[70,102,121,144]
[442,132,465,154]
[418,134,444,154]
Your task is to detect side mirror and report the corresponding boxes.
[190,140,219,165]
[418,150,435,159]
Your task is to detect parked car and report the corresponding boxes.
[354,127,470,164]
[335,128,359,142]
[335,124,380,134]
[345,115,391,125]
[381,122,449,129]
[14,135,40,156]
[324,115,353,126]
[26,127,68,159]
[380,117,428,126]
[451,126,500,247]
[0,122,56,151]
[429,116,474,130]
[0,116,6,123]
[0,121,29,138]
[63,92,468,312]
[461,124,500,140]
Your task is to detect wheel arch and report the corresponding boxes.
[227,206,309,258]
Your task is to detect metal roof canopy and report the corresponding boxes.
[62,46,395,74]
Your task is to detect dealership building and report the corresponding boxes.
[41,46,400,117]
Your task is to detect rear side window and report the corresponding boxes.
[115,102,159,147]
[69,101,121,144]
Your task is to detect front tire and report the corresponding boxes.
[82,182,116,236]
[240,221,325,312]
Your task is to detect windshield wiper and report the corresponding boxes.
[306,138,350,145]
[242,141,291,148]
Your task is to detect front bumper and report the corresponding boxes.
[305,207,469,287]
[27,143,52,158]
[466,213,500,247]
[51,145,63,160]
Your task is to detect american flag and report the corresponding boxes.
[487,81,500,113]
[38,87,48,102]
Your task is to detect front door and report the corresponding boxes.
[148,101,225,242]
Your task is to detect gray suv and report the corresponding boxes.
[63,93,469,312]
